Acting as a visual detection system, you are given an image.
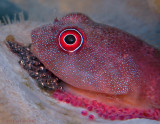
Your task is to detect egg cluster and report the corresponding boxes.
[5,36,62,91]
[53,90,160,121]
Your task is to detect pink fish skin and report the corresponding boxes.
[31,13,160,110]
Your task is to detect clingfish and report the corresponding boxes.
[31,13,160,121]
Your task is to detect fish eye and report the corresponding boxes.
[59,29,83,52]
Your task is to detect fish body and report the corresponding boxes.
[31,13,160,109]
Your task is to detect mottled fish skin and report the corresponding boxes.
[31,13,160,108]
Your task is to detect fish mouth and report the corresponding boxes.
[5,35,160,121]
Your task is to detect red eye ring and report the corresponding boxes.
[59,29,83,52]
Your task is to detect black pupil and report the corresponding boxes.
[64,35,76,44]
